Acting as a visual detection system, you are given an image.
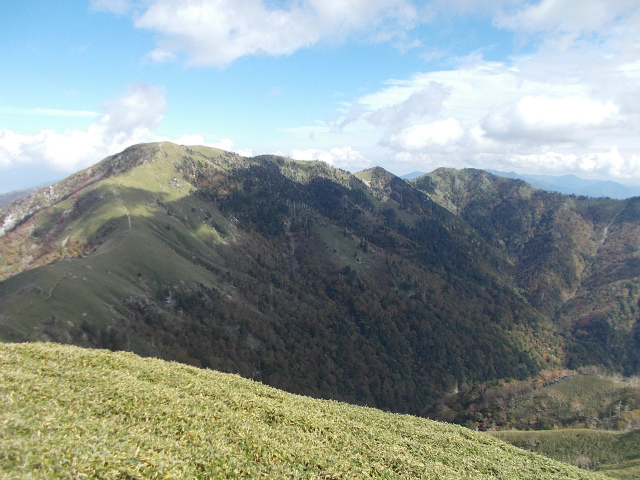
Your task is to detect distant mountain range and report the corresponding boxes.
[487,170,640,199]
[399,171,428,180]
[1,142,640,418]
[0,186,42,206]
[401,170,640,199]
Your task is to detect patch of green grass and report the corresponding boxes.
[489,429,640,480]
[314,223,376,272]
[508,374,640,430]
[354,169,374,183]
[0,343,610,479]
[598,458,640,480]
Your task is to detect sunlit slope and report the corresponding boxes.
[0,343,610,479]
[0,143,235,345]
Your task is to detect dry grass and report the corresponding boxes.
[0,342,611,479]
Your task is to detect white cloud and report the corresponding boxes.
[495,0,638,35]
[383,118,464,151]
[145,48,176,64]
[171,134,251,156]
[357,63,526,126]
[235,148,254,157]
[290,146,371,171]
[126,0,415,67]
[329,102,365,132]
[368,82,450,126]
[211,137,234,150]
[0,86,250,180]
[482,95,620,144]
[86,0,640,183]
[101,83,167,140]
[327,80,451,138]
[173,134,207,146]
[0,84,166,173]
[517,96,618,126]
[313,50,640,181]
[505,148,640,180]
[0,131,30,168]
[0,107,98,118]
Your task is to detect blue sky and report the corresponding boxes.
[1,0,640,193]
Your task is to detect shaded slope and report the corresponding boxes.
[412,168,640,375]
[0,342,609,479]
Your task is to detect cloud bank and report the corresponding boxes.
[290,146,372,171]
[95,0,417,68]
[350,60,640,180]
[315,0,640,180]
[4,0,639,187]
[0,84,166,173]
[0,84,249,177]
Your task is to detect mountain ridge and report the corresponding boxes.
[485,170,640,199]
[402,170,640,199]
[1,142,639,416]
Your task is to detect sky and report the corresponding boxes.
[1,0,640,194]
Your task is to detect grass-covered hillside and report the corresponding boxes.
[490,429,640,480]
[0,343,610,479]
[432,370,640,431]
[428,370,640,478]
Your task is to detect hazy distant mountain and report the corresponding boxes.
[1,143,640,418]
[400,171,427,180]
[487,170,640,199]
[0,186,41,206]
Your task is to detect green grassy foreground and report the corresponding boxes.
[0,343,610,479]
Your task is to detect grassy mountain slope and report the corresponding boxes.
[0,342,610,479]
[1,143,640,417]
[431,370,640,431]
[490,429,640,480]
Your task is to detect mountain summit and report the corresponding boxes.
[1,142,639,415]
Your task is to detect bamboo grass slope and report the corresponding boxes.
[0,343,609,479]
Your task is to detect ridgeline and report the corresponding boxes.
[1,142,639,416]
